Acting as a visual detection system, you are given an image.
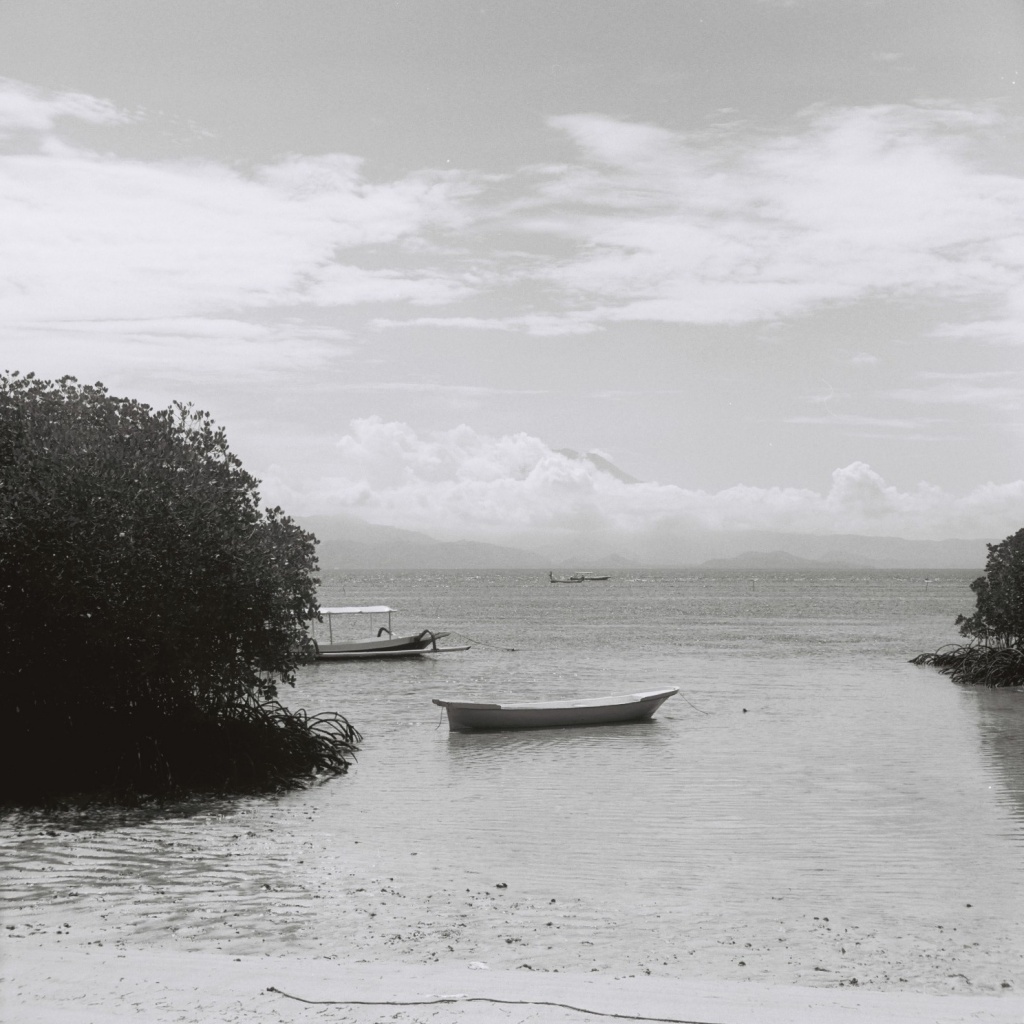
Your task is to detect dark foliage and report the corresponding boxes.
[911,527,1024,687]
[0,372,360,803]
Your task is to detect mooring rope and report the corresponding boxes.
[449,631,518,651]
[266,986,727,1024]
[678,692,711,715]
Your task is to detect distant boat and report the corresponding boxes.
[549,571,610,583]
[432,687,678,731]
[313,606,469,659]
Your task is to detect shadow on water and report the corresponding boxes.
[1,794,247,833]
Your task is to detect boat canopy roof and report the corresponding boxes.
[320,605,393,615]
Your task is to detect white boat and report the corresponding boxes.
[313,606,469,660]
[432,687,677,731]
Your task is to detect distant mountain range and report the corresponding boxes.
[297,513,991,571]
[698,550,861,571]
[663,530,989,570]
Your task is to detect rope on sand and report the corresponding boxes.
[266,985,728,1024]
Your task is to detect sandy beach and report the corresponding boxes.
[5,854,1024,1024]
[5,757,1024,1024]
[6,936,1024,1024]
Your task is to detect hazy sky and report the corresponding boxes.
[3,0,1024,546]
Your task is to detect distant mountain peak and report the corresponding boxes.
[555,448,639,484]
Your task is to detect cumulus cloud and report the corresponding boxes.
[265,418,1024,541]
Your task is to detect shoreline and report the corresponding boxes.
[6,939,1024,1024]
[4,801,1023,1019]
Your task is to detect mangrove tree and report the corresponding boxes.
[0,372,359,803]
[912,527,1024,686]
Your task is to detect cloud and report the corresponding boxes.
[1,318,349,388]
[6,79,1024,342]
[933,319,1024,344]
[0,82,479,324]
[0,78,130,141]
[786,414,926,430]
[492,105,1024,331]
[886,371,1024,411]
[264,419,1024,541]
[371,314,601,336]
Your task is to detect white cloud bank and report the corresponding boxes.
[264,418,1024,542]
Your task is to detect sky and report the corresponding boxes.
[2,0,1024,551]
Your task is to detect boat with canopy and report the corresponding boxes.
[313,606,469,659]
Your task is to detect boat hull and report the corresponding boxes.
[315,631,466,660]
[432,688,677,731]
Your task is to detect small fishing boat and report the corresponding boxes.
[570,571,610,581]
[549,571,583,583]
[432,687,677,731]
[313,606,469,660]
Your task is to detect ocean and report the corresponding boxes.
[4,568,1024,992]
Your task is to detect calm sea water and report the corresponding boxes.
[5,568,1024,990]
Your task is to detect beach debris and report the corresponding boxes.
[468,961,489,970]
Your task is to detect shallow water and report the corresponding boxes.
[5,569,1024,991]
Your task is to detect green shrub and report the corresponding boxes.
[0,372,359,802]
